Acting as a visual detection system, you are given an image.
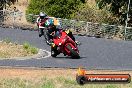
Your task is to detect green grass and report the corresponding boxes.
[41,80,55,88]
[0,77,131,88]
[0,78,28,88]
[0,41,38,58]
[23,42,38,54]
[105,85,119,88]
[3,38,11,43]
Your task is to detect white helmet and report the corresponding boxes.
[39,12,47,19]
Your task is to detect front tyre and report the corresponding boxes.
[51,46,58,57]
[43,29,49,41]
[44,30,53,45]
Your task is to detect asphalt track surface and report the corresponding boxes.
[0,28,132,70]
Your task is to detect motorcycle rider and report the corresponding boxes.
[36,12,79,46]
[44,18,78,56]
[36,12,49,37]
[36,12,61,41]
[45,18,76,43]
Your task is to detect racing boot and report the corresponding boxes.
[39,28,44,37]
[39,34,43,37]
[75,41,81,45]
[46,39,53,46]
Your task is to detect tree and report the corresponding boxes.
[95,0,132,25]
[73,2,119,24]
[26,0,85,19]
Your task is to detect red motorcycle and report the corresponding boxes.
[51,30,80,59]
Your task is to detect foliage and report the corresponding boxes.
[26,14,37,23]
[26,0,85,19]
[95,0,132,25]
[23,42,30,49]
[73,3,119,24]
[30,47,38,54]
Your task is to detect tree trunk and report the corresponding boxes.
[0,6,4,24]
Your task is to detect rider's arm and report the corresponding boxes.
[36,17,40,23]
[40,18,49,27]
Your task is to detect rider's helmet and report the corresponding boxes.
[45,18,54,27]
[45,18,56,33]
[39,12,47,19]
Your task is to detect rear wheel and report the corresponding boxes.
[66,44,80,59]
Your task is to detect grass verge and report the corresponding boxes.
[0,40,38,58]
[0,68,131,88]
[23,42,38,54]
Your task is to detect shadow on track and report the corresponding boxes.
[52,56,87,60]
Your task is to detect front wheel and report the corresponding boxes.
[43,30,53,45]
[51,46,58,57]
[66,44,80,59]
[43,30,49,41]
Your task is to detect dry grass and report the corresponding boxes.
[1,68,132,80]
[0,68,75,81]
[0,41,35,58]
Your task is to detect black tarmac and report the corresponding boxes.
[0,28,132,70]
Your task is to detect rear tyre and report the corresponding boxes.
[66,44,80,59]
